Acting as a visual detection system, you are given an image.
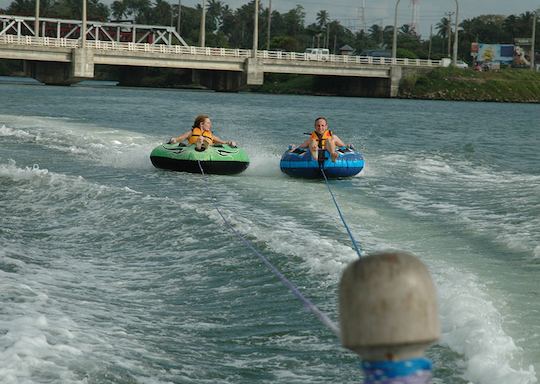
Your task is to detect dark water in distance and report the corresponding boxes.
[1,79,538,383]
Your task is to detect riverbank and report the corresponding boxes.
[250,68,540,103]
[398,67,540,103]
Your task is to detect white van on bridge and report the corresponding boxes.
[304,48,330,61]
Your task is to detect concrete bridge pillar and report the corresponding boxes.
[244,58,264,85]
[389,65,402,97]
[71,48,94,79]
[24,48,94,85]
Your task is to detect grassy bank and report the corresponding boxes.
[253,69,540,103]
[253,74,315,95]
[399,67,540,103]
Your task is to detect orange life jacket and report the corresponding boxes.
[310,129,333,149]
[188,127,214,145]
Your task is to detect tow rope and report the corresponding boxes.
[197,160,340,337]
[319,159,363,258]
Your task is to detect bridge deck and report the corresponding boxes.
[0,34,441,74]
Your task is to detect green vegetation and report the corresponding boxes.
[255,74,314,95]
[399,68,540,103]
[252,68,540,102]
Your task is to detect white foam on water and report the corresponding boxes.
[0,163,211,383]
[433,261,538,384]
[413,156,458,177]
[202,200,359,275]
[0,250,86,383]
[243,151,283,177]
[0,114,157,170]
[0,124,33,139]
[533,246,540,260]
[369,151,540,259]
[206,186,538,384]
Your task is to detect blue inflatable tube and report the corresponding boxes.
[280,146,365,179]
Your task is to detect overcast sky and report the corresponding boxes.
[1,0,539,37]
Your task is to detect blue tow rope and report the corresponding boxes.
[197,161,340,337]
[319,164,363,258]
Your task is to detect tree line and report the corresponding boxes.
[2,0,538,62]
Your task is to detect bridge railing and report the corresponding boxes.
[0,34,441,67]
[257,50,441,67]
[1,34,78,48]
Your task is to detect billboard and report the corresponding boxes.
[474,44,514,64]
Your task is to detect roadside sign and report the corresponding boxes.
[514,38,532,45]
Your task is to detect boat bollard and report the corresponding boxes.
[339,251,440,384]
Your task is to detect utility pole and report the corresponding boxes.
[363,0,367,32]
[392,0,402,59]
[34,0,40,37]
[82,0,87,47]
[199,0,205,47]
[177,0,181,35]
[452,0,459,66]
[326,23,330,49]
[531,9,538,71]
[266,0,271,50]
[428,24,432,60]
[360,0,367,32]
[379,18,384,46]
[252,0,259,57]
[445,11,454,57]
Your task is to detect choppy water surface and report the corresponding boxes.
[1,78,538,384]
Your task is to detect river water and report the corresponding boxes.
[1,77,538,384]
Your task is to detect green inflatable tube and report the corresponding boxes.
[150,143,250,175]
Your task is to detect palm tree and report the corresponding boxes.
[436,16,451,39]
[316,10,329,29]
[206,0,224,32]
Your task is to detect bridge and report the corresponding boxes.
[0,15,442,97]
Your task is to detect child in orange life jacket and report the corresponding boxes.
[169,114,237,150]
[292,116,346,162]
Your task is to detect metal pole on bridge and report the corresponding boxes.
[252,0,259,58]
[34,0,40,38]
[391,0,401,59]
[177,0,182,35]
[199,0,205,47]
[82,0,87,47]
[452,0,459,66]
[266,0,271,51]
[531,9,539,71]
